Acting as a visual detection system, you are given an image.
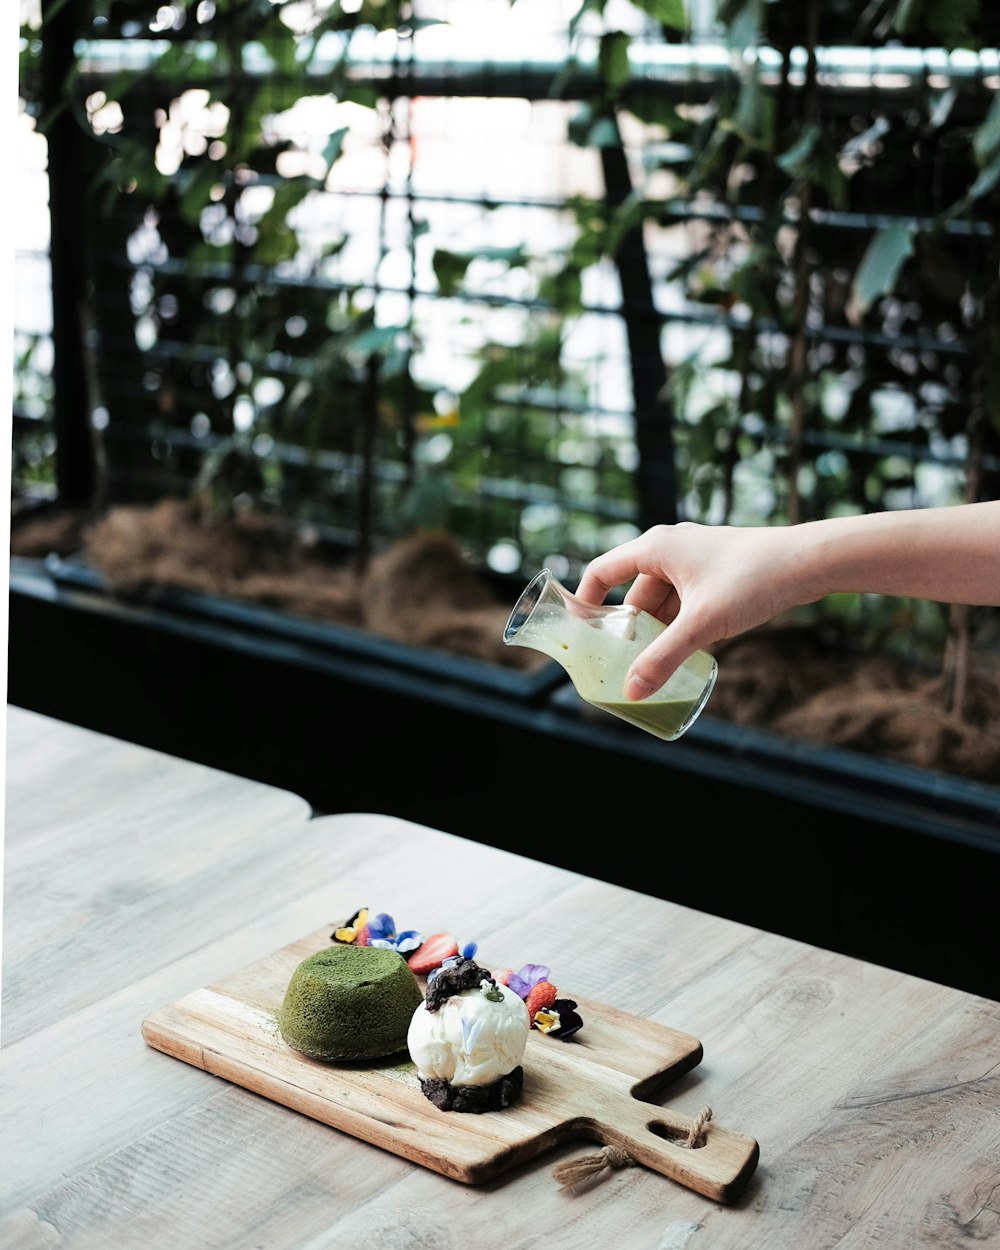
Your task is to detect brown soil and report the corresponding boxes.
[11,497,1000,785]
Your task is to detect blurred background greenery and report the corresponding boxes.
[13,0,1000,706]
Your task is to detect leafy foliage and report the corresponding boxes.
[15,0,1000,668]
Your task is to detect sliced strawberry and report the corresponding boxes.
[353,922,370,946]
[525,980,559,1019]
[407,931,459,975]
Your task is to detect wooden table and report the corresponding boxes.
[3,704,999,1249]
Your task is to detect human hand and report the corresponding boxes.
[575,522,803,700]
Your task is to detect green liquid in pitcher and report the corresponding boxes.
[522,607,716,742]
[589,693,702,741]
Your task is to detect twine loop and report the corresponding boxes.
[552,1105,714,1192]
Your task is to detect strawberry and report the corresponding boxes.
[353,922,370,946]
[525,980,558,1019]
[407,932,459,975]
[494,967,514,987]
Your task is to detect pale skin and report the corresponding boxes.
[574,501,1000,702]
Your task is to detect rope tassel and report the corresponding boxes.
[552,1106,713,1192]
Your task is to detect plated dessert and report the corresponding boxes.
[277,907,584,1114]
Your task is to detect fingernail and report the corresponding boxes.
[625,674,655,701]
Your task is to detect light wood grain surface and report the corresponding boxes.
[3,704,999,1250]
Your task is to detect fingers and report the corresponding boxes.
[575,527,670,605]
[624,615,706,700]
[574,563,625,605]
[575,526,710,698]
[623,574,681,624]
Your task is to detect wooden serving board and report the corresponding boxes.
[142,927,759,1202]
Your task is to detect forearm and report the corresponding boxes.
[574,501,1000,700]
[783,502,1000,608]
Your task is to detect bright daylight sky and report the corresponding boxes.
[6,12,16,461]
[3,12,15,923]
[5,23,15,517]
[5,16,15,505]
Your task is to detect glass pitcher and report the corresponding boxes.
[503,568,717,742]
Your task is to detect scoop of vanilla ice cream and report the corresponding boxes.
[407,981,530,1087]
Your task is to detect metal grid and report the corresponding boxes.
[13,6,1000,591]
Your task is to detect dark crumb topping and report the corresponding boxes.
[419,1066,524,1113]
[424,956,494,1012]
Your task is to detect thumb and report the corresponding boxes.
[623,622,704,701]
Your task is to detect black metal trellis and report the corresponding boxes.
[14,18,1000,583]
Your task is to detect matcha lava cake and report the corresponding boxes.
[278,943,424,1061]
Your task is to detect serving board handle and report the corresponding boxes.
[559,1099,759,1204]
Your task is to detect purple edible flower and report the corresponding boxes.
[366,912,423,955]
[550,999,583,1039]
[506,963,551,1000]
